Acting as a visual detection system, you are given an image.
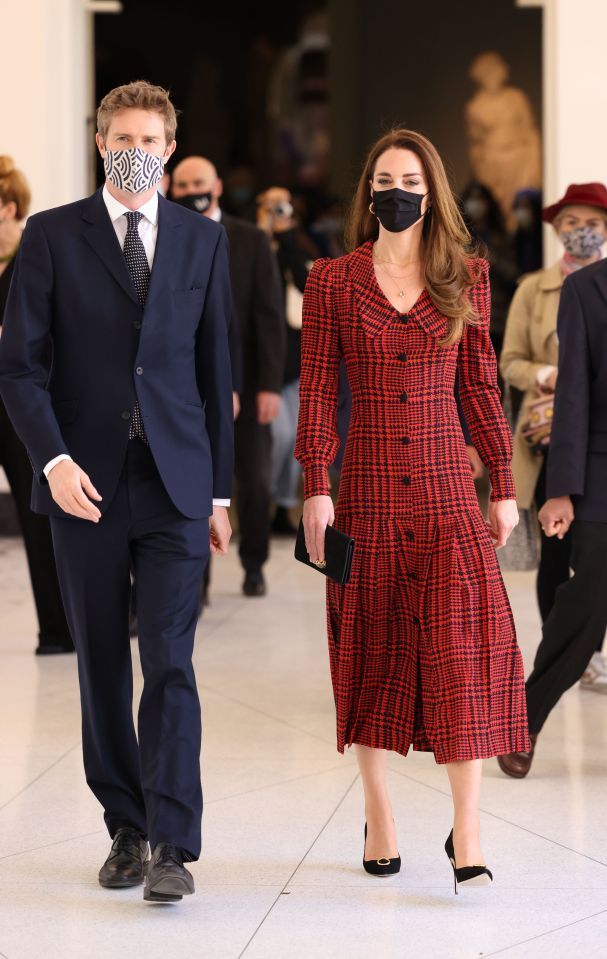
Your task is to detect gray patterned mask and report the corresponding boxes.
[104,147,165,194]
[561,225,605,259]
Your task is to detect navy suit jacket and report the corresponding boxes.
[547,259,607,521]
[0,188,234,519]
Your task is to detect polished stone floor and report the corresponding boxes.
[0,531,606,959]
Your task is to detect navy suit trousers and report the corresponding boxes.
[50,439,209,859]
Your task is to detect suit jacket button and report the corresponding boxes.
[397,353,408,362]
[406,529,415,541]
[134,320,142,330]
[400,392,408,403]
[136,366,144,375]
[401,436,411,445]
[399,315,409,324]
[402,475,411,485]
[121,410,131,420]
[412,616,420,626]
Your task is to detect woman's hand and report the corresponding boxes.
[302,494,334,564]
[487,499,519,549]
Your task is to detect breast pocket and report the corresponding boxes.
[173,287,207,325]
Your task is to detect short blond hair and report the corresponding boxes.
[96,80,178,144]
[0,156,31,220]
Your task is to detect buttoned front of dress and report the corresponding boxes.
[295,242,529,764]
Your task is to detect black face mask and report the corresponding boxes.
[372,187,427,233]
[174,191,213,214]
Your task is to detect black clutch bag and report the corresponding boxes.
[294,519,355,585]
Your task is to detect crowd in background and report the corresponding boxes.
[1,146,607,700]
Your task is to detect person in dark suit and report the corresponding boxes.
[498,256,607,778]
[171,156,285,597]
[0,156,73,654]
[0,82,234,903]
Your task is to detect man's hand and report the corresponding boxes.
[209,505,232,554]
[487,499,519,549]
[302,494,334,564]
[544,369,558,391]
[466,445,484,480]
[538,496,574,539]
[257,391,281,425]
[233,392,241,421]
[47,460,102,523]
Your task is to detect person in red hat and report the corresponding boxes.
[500,182,607,691]
[498,183,607,778]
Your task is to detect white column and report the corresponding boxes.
[1,0,90,215]
[518,0,607,262]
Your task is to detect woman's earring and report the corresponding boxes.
[369,202,376,215]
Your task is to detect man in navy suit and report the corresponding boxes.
[0,81,234,902]
[498,256,607,778]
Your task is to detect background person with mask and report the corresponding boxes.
[172,156,285,596]
[0,82,234,903]
[499,238,607,778]
[461,181,518,363]
[500,183,607,694]
[256,185,319,535]
[0,156,73,655]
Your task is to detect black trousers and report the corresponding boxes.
[526,520,607,734]
[534,456,573,623]
[50,440,209,859]
[0,399,72,649]
[234,410,272,572]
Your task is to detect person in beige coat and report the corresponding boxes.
[500,182,607,691]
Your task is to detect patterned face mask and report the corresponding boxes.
[560,225,605,259]
[104,147,165,194]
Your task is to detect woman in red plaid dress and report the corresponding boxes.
[295,130,529,888]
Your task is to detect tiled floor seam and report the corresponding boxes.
[0,742,81,814]
[205,762,357,806]
[237,772,360,958]
[482,906,607,957]
[197,682,338,747]
[388,765,607,870]
[0,830,106,863]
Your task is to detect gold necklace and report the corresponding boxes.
[375,262,409,300]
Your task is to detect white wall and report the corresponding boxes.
[518,0,607,262]
[1,0,90,216]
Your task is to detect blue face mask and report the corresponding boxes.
[104,147,165,194]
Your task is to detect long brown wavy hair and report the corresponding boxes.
[345,129,481,346]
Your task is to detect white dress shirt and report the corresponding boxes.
[44,186,230,507]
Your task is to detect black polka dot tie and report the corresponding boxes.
[122,211,150,443]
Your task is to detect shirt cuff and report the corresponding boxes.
[303,463,331,499]
[44,454,72,478]
[536,365,557,386]
[212,499,231,507]
[489,464,517,502]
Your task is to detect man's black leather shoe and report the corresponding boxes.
[243,570,266,597]
[144,843,195,902]
[98,827,149,888]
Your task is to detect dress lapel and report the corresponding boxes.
[81,189,140,307]
[349,240,447,340]
[348,241,396,337]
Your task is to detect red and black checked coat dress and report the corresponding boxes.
[294,242,530,763]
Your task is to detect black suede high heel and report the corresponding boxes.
[363,823,401,876]
[444,829,493,894]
